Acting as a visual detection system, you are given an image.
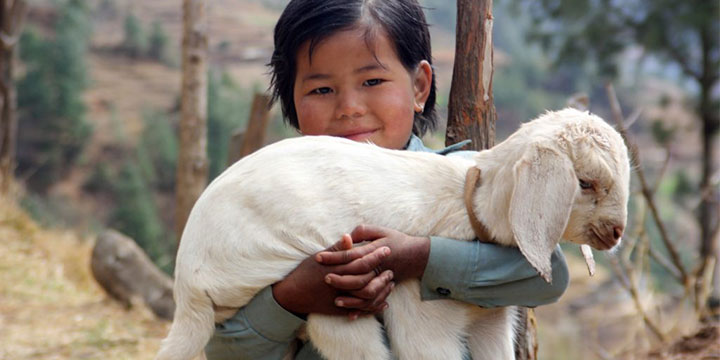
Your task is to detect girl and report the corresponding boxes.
[206,0,569,359]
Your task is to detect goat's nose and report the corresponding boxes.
[613,226,624,241]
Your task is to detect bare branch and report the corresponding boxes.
[0,0,27,50]
[0,31,18,50]
[651,146,672,194]
[648,243,683,282]
[608,254,667,341]
[605,82,690,286]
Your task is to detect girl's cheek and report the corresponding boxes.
[296,100,327,135]
[377,86,415,122]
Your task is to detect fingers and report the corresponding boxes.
[324,234,353,252]
[317,243,390,266]
[325,271,376,291]
[316,225,397,265]
[326,268,393,290]
[332,246,390,275]
[349,224,395,244]
[316,234,354,263]
[338,280,395,320]
[348,270,394,299]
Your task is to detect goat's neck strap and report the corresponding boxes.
[464,167,492,242]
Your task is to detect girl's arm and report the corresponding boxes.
[419,236,568,307]
[318,225,569,308]
[205,285,305,360]
[205,237,395,360]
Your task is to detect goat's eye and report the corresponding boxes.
[579,179,593,190]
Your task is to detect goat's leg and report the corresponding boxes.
[385,281,468,360]
[307,314,390,360]
[465,306,517,360]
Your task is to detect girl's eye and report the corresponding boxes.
[364,79,384,86]
[579,179,594,190]
[311,87,332,95]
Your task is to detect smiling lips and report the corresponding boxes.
[340,129,377,142]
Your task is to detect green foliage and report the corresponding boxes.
[83,109,178,274]
[83,162,114,194]
[118,14,175,66]
[510,0,719,81]
[108,160,174,271]
[148,21,171,63]
[488,3,588,134]
[122,13,147,58]
[650,119,676,146]
[671,170,694,201]
[16,0,92,193]
[138,109,178,191]
[207,71,250,179]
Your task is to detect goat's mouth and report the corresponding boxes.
[588,226,617,250]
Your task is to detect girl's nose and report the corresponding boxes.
[335,90,366,120]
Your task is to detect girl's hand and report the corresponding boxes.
[318,225,431,306]
[271,234,394,319]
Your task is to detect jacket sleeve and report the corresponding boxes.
[419,236,569,307]
[205,285,305,360]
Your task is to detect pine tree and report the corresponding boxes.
[16,0,92,192]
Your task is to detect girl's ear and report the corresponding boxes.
[413,60,432,113]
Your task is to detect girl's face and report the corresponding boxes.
[293,28,432,150]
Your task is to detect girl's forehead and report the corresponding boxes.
[298,27,398,67]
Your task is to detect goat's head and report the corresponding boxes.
[503,108,631,282]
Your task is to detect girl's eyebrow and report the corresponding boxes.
[354,63,388,73]
[302,63,388,82]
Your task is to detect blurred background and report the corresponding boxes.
[0,0,717,359]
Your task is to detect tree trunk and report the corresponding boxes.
[226,93,272,167]
[239,93,271,158]
[91,230,175,320]
[175,0,208,243]
[0,0,26,196]
[446,0,496,149]
[446,1,536,358]
[695,23,720,317]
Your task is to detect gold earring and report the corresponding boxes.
[415,103,424,113]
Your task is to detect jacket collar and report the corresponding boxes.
[405,134,472,155]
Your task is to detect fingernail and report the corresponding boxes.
[390,282,395,289]
[382,303,389,310]
[336,299,344,307]
[387,271,394,280]
[325,275,332,284]
[316,254,323,262]
[382,247,390,256]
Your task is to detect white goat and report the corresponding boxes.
[156,108,631,360]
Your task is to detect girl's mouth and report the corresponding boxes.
[341,129,377,142]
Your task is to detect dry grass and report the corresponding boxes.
[0,200,170,360]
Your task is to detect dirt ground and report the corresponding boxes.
[0,201,171,360]
[647,323,719,360]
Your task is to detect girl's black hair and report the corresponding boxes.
[269,0,437,137]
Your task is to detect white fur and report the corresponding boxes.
[155,108,631,360]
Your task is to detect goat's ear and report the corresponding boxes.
[509,144,577,283]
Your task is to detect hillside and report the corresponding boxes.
[0,200,170,359]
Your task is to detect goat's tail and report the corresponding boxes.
[155,286,215,360]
